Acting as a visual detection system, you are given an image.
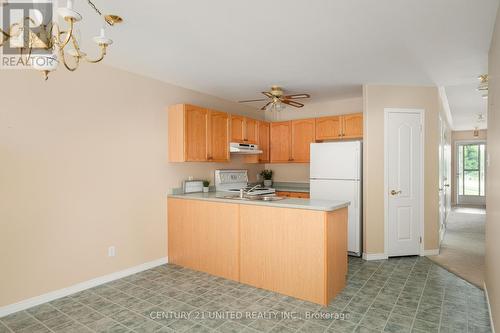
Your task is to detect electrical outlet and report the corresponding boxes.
[108,246,116,257]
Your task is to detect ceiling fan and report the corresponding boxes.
[239,86,310,111]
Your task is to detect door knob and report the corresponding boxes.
[444,184,450,187]
[390,190,402,196]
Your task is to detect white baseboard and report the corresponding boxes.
[0,257,168,317]
[422,249,440,256]
[484,282,496,333]
[362,253,389,261]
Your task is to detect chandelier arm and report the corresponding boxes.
[69,34,86,58]
[18,33,34,66]
[83,44,107,63]
[54,19,75,49]
[0,28,10,47]
[59,48,80,71]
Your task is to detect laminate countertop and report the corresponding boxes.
[168,192,349,212]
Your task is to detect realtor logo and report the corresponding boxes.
[1,0,56,69]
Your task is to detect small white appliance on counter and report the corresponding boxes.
[215,169,275,195]
[310,141,362,256]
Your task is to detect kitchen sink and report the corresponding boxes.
[222,195,261,201]
[222,195,285,201]
[260,196,285,201]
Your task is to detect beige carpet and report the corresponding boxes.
[427,206,486,288]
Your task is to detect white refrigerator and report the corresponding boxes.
[310,141,362,256]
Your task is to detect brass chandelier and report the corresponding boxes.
[0,0,122,80]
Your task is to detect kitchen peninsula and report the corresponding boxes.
[167,192,349,306]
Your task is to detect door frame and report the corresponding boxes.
[455,140,487,206]
[384,108,425,257]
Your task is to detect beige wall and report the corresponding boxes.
[0,66,263,307]
[264,97,363,182]
[485,4,500,329]
[363,85,445,254]
[450,130,487,205]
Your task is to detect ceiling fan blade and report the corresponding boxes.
[260,101,272,110]
[282,100,304,108]
[283,93,310,99]
[262,91,273,98]
[239,98,268,103]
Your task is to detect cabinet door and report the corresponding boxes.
[315,116,342,140]
[342,113,363,139]
[185,105,208,161]
[208,111,230,162]
[258,121,270,163]
[291,119,316,162]
[230,115,246,143]
[246,118,258,144]
[270,121,291,163]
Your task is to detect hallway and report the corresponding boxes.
[428,206,486,288]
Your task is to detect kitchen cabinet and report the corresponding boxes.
[246,118,259,144]
[276,191,310,198]
[183,105,208,162]
[208,111,230,162]
[258,121,270,163]
[316,116,342,140]
[315,113,363,140]
[230,115,259,144]
[168,196,348,305]
[270,121,292,163]
[342,113,363,139]
[168,103,363,163]
[291,119,316,162]
[168,104,230,162]
[230,115,246,143]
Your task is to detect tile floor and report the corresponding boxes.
[0,256,492,333]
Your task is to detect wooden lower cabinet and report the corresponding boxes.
[167,197,348,305]
[275,191,310,198]
[168,198,239,281]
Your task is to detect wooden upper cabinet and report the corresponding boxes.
[168,104,229,162]
[208,111,230,162]
[246,118,258,144]
[315,113,364,140]
[230,115,246,143]
[291,119,316,163]
[270,121,292,163]
[168,103,362,163]
[342,113,363,139]
[258,121,270,163]
[184,105,208,161]
[315,116,342,140]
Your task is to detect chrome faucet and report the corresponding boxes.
[239,184,261,198]
[245,184,261,193]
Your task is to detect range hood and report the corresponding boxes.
[229,142,263,154]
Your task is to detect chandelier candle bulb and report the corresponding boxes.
[93,28,112,45]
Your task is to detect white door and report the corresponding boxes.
[310,179,361,255]
[386,110,422,257]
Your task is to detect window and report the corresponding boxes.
[458,143,486,197]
